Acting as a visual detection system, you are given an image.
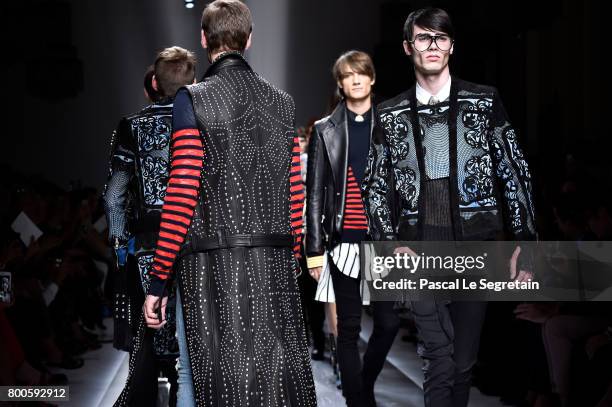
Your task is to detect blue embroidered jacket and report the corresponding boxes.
[103,99,173,248]
[363,78,537,242]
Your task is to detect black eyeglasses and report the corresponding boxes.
[409,33,453,52]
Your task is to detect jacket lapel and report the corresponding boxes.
[321,102,348,186]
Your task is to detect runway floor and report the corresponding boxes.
[50,314,502,407]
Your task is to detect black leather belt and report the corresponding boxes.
[180,232,293,256]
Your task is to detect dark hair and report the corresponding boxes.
[153,46,196,98]
[403,8,455,42]
[144,65,160,102]
[201,0,252,54]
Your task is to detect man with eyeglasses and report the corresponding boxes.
[363,7,536,407]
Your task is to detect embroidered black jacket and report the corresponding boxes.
[363,78,537,242]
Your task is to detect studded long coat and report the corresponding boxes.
[114,53,317,407]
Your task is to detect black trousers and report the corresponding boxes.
[330,260,400,407]
[298,247,326,352]
[126,256,158,406]
[410,301,487,407]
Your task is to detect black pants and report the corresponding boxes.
[411,301,487,407]
[330,260,400,407]
[125,257,157,406]
[298,247,326,352]
[298,270,326,352]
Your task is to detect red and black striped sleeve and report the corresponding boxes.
[289,134,304,258]
[148,89,203,297]
[342,166,369,230]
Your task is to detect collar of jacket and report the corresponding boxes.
[321,102,348,191]
[153,96,173,106]
[406,75,461,109]
[328,99,347,127]
[203,51,252,79]
[322,101,375,174]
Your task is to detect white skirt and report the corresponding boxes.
[314,243,383,305]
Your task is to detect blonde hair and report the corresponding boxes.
[332,50,376,84]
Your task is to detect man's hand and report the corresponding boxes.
[509,245,533,282]
[309,267,322,282]
[143,294,167,329]
[393,246,418,257]
[514,303,559,324]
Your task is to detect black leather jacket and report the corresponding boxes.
[305,102,374,256]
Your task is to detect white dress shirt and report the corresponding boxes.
[416,76,451,105]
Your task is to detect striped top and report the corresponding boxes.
[290,136,305,254]
[148,89,304,296]
[149,126,203,283]
[342,166,368,231]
